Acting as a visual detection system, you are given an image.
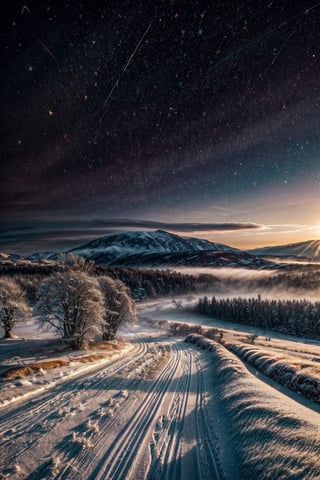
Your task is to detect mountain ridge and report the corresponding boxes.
[68,229,276,268]
[3,233,318,267]
[248,239,320,260]
[69,229,240,262]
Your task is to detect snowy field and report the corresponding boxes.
[0,300,320,479]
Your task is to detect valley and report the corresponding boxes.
[1,231,320,479]
[0,298,320,479]
[3,0,320,477]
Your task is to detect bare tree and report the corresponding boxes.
[98,276,136,340]
[35,271,104,349]
[0,278,30,338]
[57,252,96,274]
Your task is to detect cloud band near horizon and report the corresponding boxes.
[0,219,262,254]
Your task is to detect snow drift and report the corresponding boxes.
[225,342,320,404]
[185,334,320,479]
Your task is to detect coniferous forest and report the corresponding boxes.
[196,295,320,339]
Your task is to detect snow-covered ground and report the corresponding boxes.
[0,304,319,479]
[139,294,320,346]
[186,334,320,479]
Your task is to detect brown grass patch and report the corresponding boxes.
[76,353,108,363]
[3,366,36,379]
[1,340,130,380]
[2,359,70,380]
[89,340,127,351]
[34,359,70,370]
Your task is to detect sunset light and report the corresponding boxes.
[1,2,320,478]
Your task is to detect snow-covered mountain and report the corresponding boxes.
[27,251,57,261]
[248,239,320,261]
[0,252,25,261]
[69,229,239,262]
[69,230,275,268]
[1,231,280,269]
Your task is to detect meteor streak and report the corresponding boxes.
[99,20,153,123]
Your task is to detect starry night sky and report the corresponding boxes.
[2,0,320,254]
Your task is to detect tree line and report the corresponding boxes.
[196,295,320,339]
[0,261,220,301]
[0,254,136,349]
[2,259,320,298]
[96,266,219,297]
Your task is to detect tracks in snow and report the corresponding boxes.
[85,344,183,480]
[0,337,222,480]
[146,349,221,480]
[0,340,147,468]
[59,343,222,480]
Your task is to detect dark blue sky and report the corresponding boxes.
[1,1,320,253]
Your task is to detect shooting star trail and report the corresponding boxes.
[33,34,58,62]
[99,20,153,123]
[209,1,320,78]
[122,21,153,74]
[271,30,295,65]
[273,162,281,173]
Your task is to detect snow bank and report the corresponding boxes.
[225,342,320,404]
[185,334,320,479]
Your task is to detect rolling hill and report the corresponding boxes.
[69,230,276,268]
[248,239,320,261]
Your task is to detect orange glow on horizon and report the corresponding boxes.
[181,224,320,250]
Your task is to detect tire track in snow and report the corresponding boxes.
[0,340,151,469]
[57,343,223,480]
[194,355,221,480]
[54,342,171,479]
[1,338,224,479]
[61,343,179,480]
[0,342,141,432]
[146,346,193,480]
[146,348,222,480]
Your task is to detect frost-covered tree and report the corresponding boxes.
[56,252,96,274]
[0,278,30,338]
[35,271,104,349]
[98,276,136,340]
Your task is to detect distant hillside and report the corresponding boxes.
[0,252,25,261]
[248,239,320,261]
[69,230,276,268]
[27,251,57,261]
[2,230,285,269]
[69,230,240,261]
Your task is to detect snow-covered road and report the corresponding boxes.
[0,334,221,480]
[1,313,320,480]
